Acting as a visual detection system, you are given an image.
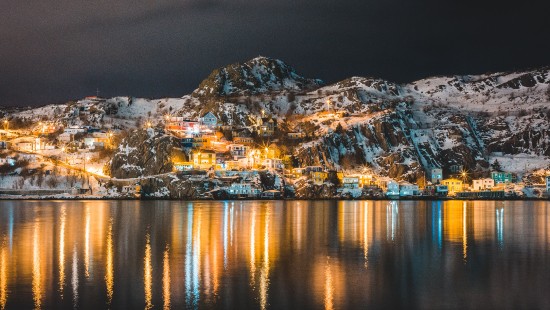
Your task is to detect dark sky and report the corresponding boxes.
[1,0,548,107]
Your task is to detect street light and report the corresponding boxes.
[3,119,8,131]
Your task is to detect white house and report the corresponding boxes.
[399,182,420,197]
[386,180,400,197]
[58,132,72,142]
[201,112,218,128]
[262,158,284,170]
[430,168,443,184]
[16,142,34,152]
[342,176,360,189]
[473,178,495,191]
[227,183,261,198]
[63,126,87,135]
[227,144,249,158]
[0,157,15,166]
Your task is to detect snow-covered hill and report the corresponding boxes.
[4,58,549,181]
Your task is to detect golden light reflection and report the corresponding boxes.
[163,246,171,310]
[250,208,256,287]
[259,207,271,310]
[324,258,334,310]
[444,201,465,243]
[32,222,43,310]
[363,202,369,268]
[72,245,79,308]
[59,207,66,298]
[1,238,8,310]
[463,202,468,262]
[84,207,90,278]
[144,233,153,310]
[105,218,114,306]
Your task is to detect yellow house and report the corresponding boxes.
[312,171,328,185]
[442,178,463,194]
[192,150,216,170]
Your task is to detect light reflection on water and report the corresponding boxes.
[0,200,548,309]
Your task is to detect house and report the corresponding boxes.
[192,150,216,170]
[441,178,463,194]
[305,166,324,175]
[386,180,400,197]
[234,136,254,144]
[63,126,87,135]
[435,185,449,196]
[0,156,15,166]
[174,161,194,171]
[291,168,305,178]
[399,182,420,197]
[258,117,277,137]
[546,176,550,192]
[312,171,328,185]
[287,132,305,140]
[375,177,392,191]
[84,137,105,149]
[262,158,284,170]
[166,117,200,135]
[227,183,261,198]
[491,172,514,184]
[58,132,72,143]
[342,176,360,189]
[430,168,443,184]
[16,142,34,152]
[200,112,218,129]
[227,144,249,158]
[473,178,495,191]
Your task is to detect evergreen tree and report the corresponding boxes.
[491,159,502,172]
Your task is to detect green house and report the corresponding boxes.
[491,172,513,184]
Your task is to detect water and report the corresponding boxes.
[0,200,549,309]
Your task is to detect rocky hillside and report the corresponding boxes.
[192,56,323,98]
[4,58,549,181]
[108,129,178,179]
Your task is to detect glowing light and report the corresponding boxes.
[144,233,153,310]
[0,238,8,310]
[32,222,43,310]
[250,208,256,287]
[462,202,468,262]
[59,207,66,298]
[72,245,79,308]
[163,246,171,310]
[324,258,334,310]
[363,202,369,268]
[259,208,270,310]
[105,218,114,305]
[84,207,90,278]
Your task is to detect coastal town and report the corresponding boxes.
[1,94,549,200]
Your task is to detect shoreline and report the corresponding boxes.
[1,196,548,201]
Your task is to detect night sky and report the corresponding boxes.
[1,0,548,107]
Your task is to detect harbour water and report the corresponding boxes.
[0,200,549,309]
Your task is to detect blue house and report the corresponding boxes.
[201,112,218,129]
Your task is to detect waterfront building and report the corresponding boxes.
[399,182,420,197]
[386,180,400,197]
[342,176,360,189]
[193,150,216,170]
[430,167,443,184]
[312,171,328,185]
[491,172,514,184]
[473,178,495,191]
[441,178,463,194]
